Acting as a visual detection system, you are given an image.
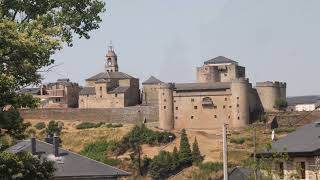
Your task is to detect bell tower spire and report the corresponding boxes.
[105,41,118,72]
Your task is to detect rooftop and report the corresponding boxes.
[142,76,163,85]
[86,72,135,81]
[6,139,130,178]
[204,56,238,65]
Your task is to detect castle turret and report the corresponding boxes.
[230,78,249,128]
[158,83,174,130]
[105,44,118,72]
[280,82,287,99]
[255,81,283,112]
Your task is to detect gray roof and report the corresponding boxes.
[287,95,320,106]
[86,72,134,81]
[109,86,130,94]
[18,88,40,95]
[204,56,238,65]
[263,122,320,156]
[79,87,96,95]
[142,76,162,85]
[6,139,130,178]
[174,82,231,91]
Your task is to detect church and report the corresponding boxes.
[79,45,140,108]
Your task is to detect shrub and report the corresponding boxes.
[76,122,98,129]
[34,122,46,130]
[45,121,62,136]
[199,162,223,172]
[230,136,246,144]
[80,140,120,166]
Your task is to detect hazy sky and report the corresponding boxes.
[46,0,320,96]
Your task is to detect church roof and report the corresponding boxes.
[109,86,130,94]
[142,76,163,85]
[175,82,231,91]
[204,56,238,65]
[79,87,96,95]
[86,72,135,81]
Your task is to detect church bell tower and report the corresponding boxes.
[105,42,118,72]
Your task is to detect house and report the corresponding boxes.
[287,95,320,112]
[6,136,130,180]
[258,121,320,180]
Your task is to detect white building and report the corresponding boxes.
[287,96,320,112]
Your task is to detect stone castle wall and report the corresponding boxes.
[20,106,158,123]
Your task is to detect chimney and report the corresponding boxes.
[31,134,36,155]
[44,134,52,144]
[53,133,59,157]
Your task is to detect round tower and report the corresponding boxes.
[105,43,118,72]
[280,82,287,99]
[231,78,249,128]
[255,81,281,112]
[158,83,174,130]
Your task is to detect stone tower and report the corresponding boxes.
[105,44,118,72]
[255,81,283,112]
[158,83,174,130]
[230,78,249,128]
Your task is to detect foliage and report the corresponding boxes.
[274,127,296,134]
[0,151,55,180]
[192,162,224,180]
[179,129,192,166]
[113,125,176,156]
[34,122,46,130]
[45,120,62,136]
[80,139,120,166]
[230,136,246,144]
[0,108,30,139]
[257,113,268,123]
[76,122,99,129]
[274,98,288,111]
[191,138,204,165]
[199,162,223,172]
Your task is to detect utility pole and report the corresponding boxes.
[253,127,257,180]
[223,123,228,180]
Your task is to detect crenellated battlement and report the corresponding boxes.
[256,81,283,88]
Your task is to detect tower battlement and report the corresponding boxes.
[256,81,282,88]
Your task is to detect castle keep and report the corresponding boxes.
[143,56,286,130]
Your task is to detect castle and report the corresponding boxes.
[78,47,287,130]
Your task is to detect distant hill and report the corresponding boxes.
[287,95,320,106]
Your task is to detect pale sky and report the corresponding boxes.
[45,0,320,96]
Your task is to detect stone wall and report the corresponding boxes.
[20,106,158,124]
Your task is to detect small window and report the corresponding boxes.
[229,105,232,108]
[162,93,165,95]
[164,106,166,109]
[100,95,102,98]
[174,100,176,103]
[194,106,198,110]
[224,73,227,76]
[224,97,227,101]
[237,104,240,107]
[237,117,240,120]
[115,93,118,97]
[191,116,194,119]
[297,162,306,179]
[223,105,226,109]
[176,107,178,110]
[214,105,217,109]
[214,115,217,118]
[175,116,178,119]
[237,97,239,99]
[191,98,195,102]
[164,99,166,102]
[100,87,102,91]
[228,115,231,119]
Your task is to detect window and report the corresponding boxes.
[214,115,217,118]
[176,107,178,110]
[228,115,231,119]
[224,97,227,101]
[278,162,284,179]
[100,87,102,91]
[237,104,240,107]
[174,100,176,103]
[194,106,198,110]
[164,106,166,109]
[115,93,118,97]
[297,162,306,179]
[214,105,217,109]
[229,105,232,108]
[100,95,102,98]
[237,117,240,120]
[191,116,194,119]
[224,73,227,76]
[164,99,166,102]
[223,105,226,109]
[202,97,214,106]
[175,116,178,119]
[162,93,165,95]
[191,98,195,102]
[237,97,239,99]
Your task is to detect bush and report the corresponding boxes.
[45,120,62,136]
[80,140,120,166]
[34,122,46,130]
[199,162,223,172]
[76,122,99,129]
[230,136,246,144]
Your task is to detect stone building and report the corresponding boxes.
[19,79,81,108]
[79,46,140,108]
[142,56,287,130]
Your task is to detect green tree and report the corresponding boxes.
[274,98,288,111]
[45,120,62,136]
[0,151,55,180]
[191,137,203,165]
[179,129,192,166]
